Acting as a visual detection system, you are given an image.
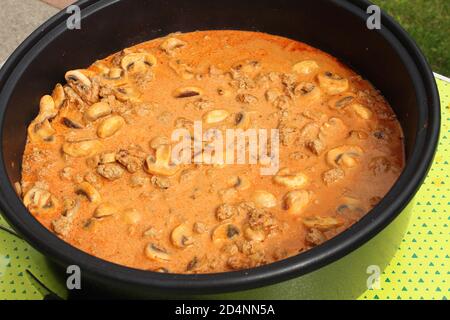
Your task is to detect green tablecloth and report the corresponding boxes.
[1,77,448,300]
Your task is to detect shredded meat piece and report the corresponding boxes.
[241,240,258,255]
[185,97,213,110]
[216,204,238,221]
[130,174,150,187]
[97,163,124,180]
[247,207,275,231]
[305,228,326,246]
[227,256,252,270]
[369,156,391,175]
[131,71,154,89]
[280,73,297,94]
[84,172,99,185]
[174,117,193,128]
[236,93,258,104]
[227,250,266,270]
[265,88,282,103]
[52,199,80,237]
[115,146,146,173]
[322,168,345,185]
[193,222,208,234]
[151,176,171,189]
[306,139,325,155]
[278,124,297,146]
[209,65,224,76]
[273,95,291,109]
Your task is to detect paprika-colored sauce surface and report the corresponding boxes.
[20,31,404,273]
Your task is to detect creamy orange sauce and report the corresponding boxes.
[20,31,404,273]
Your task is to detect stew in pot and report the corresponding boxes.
[19,31,405,273]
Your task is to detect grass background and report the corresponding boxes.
[372,0,449,76]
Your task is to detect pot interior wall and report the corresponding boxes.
[2,0,417,186]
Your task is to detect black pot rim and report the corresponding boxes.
[0,0,441,295]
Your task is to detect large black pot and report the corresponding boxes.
[0,0,440,298]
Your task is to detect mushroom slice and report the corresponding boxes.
[318,117,347,142]
[113,85,142,103]
[28,119,56,143]
[337,197,365,215]
[23,187,58,213]
[168,60,194,80]
[173,86,203,98]
[84,102,112,121]
[14,182,22,197]
[145,243,170,261]
[97,115,125,138]
[302,215,344,231]
[63,86,86,108]
[351,103,373,120]
[292,60,320,75]
[62,117,84,129]
[328,93,356,110]
[171,224,194,248]
[160,37,187,54]
[65,69,98,103]
[92,61,111,75]
[62,139,102,158]
[294,82,321,106]
[36,95,57,123]
[217,87,231,97]
[150,136,170,150]
[107,67,125,80]
[100,68,128,87]
[121,52,157,73]
[251,190,277,208]
[348,130,369,140]
[52,84,66,109]
[231,60,261,75]
[203,109,230,124]
[150,144,172,164]
[318,71,349,95]
[218,188,238,203]
[66,70,91,89]
[326,145,364,168]
[144,144,180,176]
[75,182,101,203]
[228,176,251,191]
[93,203,117,219]
[186,256,204,272]
[61,106,84,129]
[234,111,251,129]
[283,190,311,215]
[273,168,308,189]
[211,223,240,243]
[244,227,266,242]
[122,208,142,225]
